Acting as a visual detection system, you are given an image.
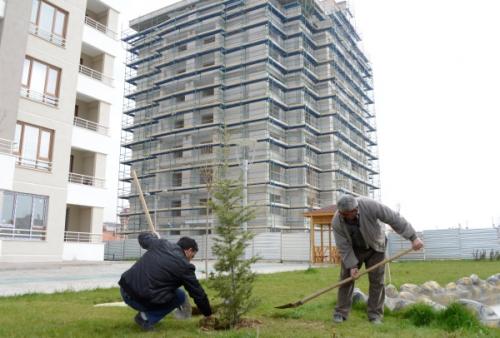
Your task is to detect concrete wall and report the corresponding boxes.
[0,0,30,141]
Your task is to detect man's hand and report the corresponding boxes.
[350,267,359,279]
[411,237,424,251]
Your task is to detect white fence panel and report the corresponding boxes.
[282,232,310,261]
[246,232,282,260]
[459,228,500,259]
[423,229,461,260]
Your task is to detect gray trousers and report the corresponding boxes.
[334,247,385,320]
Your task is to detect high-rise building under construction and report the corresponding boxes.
[121,0,379,234]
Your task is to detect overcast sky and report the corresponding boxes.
[120,0,500,230]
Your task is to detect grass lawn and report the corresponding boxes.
[0,260,499,337]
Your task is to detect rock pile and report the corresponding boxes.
[352,273,500,327]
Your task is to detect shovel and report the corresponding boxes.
[275,247,414,309]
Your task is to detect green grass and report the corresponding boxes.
[0,260,499,337]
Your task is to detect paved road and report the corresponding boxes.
[0,260,310,297]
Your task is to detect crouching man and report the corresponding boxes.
[119,232,212,330]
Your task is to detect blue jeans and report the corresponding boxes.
[120,287,186,325]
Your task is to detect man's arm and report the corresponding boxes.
[137,231,160,250]
[369,200,424,250]
[181,264,212,317]
[332,216,358,269]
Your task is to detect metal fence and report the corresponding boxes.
[105,228,500,262]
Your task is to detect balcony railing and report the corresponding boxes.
[0,226,46,240]
[73,116,108,135]
[64,231,102,243]
[20,87,59,107]
[84,16,117,40]
[16,157,52,171]
[68,172,105,188]
[79,64,114,86]
[29,22,66,47]
[0,138,15,156]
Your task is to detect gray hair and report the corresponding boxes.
[336,195,358,212]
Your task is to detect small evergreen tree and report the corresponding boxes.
[208,143,259,328]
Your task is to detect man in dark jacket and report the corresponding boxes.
[332,195,424,325]
[119,232,212,330]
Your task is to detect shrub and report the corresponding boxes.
[402,304,437,327]
[437,303,481,332]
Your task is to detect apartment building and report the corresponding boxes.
[121,0,379,234]
[0,0,123,261]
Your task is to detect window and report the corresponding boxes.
[270,193,281,204]
[201,112,213,124]
[173,150,183,159]
[199,198,212,215]
[203,36,215,44]
[21,56,61,106]
[200,139,213,155]
[14,122,54,171]
[201,87,214,97]
[171,200,181,217]
[175,95,185,103]
[172,172,182,187]
[200,167,213,184]
[174,118,184,129]
[0,189,48,240]
[270,163,283,182]
[30,0,68,47]
[177,44,187,52]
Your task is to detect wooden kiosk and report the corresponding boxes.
[304,205,341,264]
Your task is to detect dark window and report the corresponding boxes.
[201,113,213,124]
[203,36,215,44]
[172,172,182,187]
[171,200,181,217]
[202,88,214,97]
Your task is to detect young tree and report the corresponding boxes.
[208,139,259,328]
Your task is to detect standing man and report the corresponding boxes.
[332,195,424,324]
[119,232,212,331]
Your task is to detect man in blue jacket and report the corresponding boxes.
[119,232,212,330]
[332,195,424,325]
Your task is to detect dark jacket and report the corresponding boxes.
[119,232,212,316]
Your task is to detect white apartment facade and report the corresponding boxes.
[0,0,123,261]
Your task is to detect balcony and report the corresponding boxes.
[16,157,52,171]
[79,64,113,86]
[20,87,58,107]
[0,225,46,241]
[68,172,105,188]
[84,16,117,40]
[29,22,66,47]
[74,116,108,135]
[64,231,102,243]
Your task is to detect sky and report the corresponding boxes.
[120,0,500,230]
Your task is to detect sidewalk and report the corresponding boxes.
[0,260,311,297]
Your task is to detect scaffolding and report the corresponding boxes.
[118,0,379,235]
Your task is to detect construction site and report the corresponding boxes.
[119,0,379,235]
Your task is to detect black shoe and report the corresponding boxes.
[333,313,346,323]
[134,312,155,331]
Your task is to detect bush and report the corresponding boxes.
[402,304,437,327]
[437,303,481,332]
